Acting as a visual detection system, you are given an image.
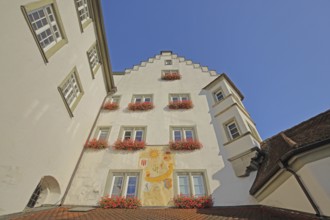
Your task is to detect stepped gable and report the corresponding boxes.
[122,51,218,76]
[250,109,330,195]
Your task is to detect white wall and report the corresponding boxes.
[65,53,257,206]
[0,1,107,215]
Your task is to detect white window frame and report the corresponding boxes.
[22,0,68,62]
[95,127,111,141]
[87,43,101,77]
[174,171,208,197]
[121,127,146,142]
[58,67,84,117]
[226,121,240,140]
[110,96,120,104]
[214,89,224,102]
[74,0,92,31]
[107,172,141,198]
[171,127,196,141]
[132,95,152,103]
[170,94,190,102]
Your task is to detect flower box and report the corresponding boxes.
[128,102,154,111]
[173,195,213,209]
[161,73,181,80]
[99,196,141,209]
[169,140,203,150]
[168,100,193,109]
[85,138,108,149]
[103,102,119,110]
[113,139,145,150]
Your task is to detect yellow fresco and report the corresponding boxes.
[139,147,174,206]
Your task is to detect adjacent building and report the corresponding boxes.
[0,0,115,216]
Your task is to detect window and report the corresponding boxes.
[22,0,67,62]
[214,89,224,102]
[108,172,140,198]
[170,94,190,102]
[171,127,196,141]
[74,0,92,31]
[87,43,100,76]
[110,96,120,104]
[132,95,152,103]
[165,60,172,65]
[121,127,146,141]
[175,171,208,197]
[96,127,110,141]
[226,121,240,140]
[58,67,84,116]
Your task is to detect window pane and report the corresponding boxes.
[144,97,151,102]
[135,130,143,141]
[135,97,142,103]
[185,130,193,141]
[172,96,179,102]
[193,175,205,197]
[228,123,240,139]
[181,96,188,101]
[111,97,119,104]
[174,130,182,141]
[124,131,132,140]
[98,129,108,140]
[126,176,138,197]
[178,175,190,196]
[215,91,224,101]
[111,176,123,197]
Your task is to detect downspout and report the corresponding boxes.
[278,160,322,218]
[60,92,115,205]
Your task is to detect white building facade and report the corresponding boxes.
[64,51,262,207]
[0,0,115,215]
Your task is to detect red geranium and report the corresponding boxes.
[173,195,213,209]
[169,139,203,150]
[113,139,145,150]
[85,138,108,149]
[168,100,193,109]
[128,102,154,111]
[103,102,119,110]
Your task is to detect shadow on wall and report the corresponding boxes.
[199,90,257,206]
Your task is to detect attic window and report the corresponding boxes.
[165,60,172,65]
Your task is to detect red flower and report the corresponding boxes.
[169,139,203,150]
[99,196,141,209]
[103,102,119,110]
[161,72,181,80]
[85,138,108,149]
[128,102,154,111]
[113,139,145,150]
[173,195,213,209]
[168,100,193,109]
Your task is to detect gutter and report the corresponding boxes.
[60,92,115,205]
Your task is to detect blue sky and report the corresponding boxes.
[101,0,330,139]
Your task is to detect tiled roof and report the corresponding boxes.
[8,206,322,220]
[250,109,330,195]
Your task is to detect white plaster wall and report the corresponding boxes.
[0,1,106,215]
[260,173,315,214]
[298,157,330,216]
[65,54,257,206]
